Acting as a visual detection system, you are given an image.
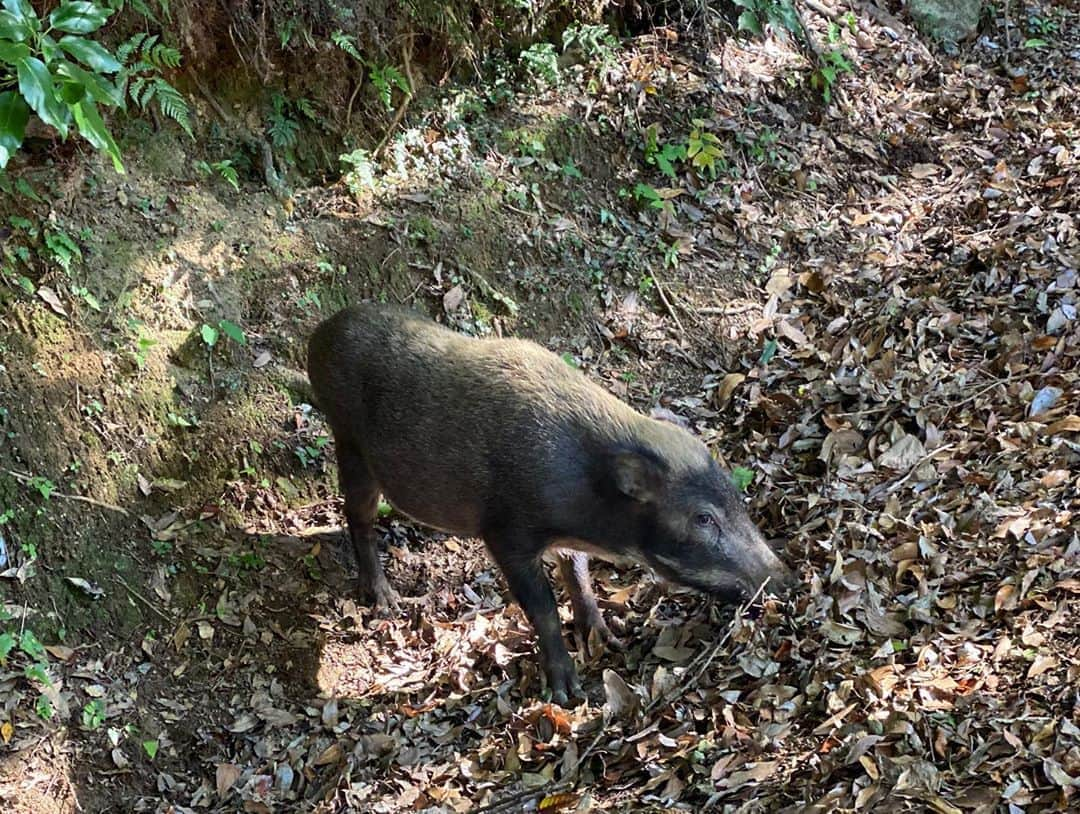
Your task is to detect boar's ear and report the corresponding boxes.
[611,449,665,504]
[649,407,690,431]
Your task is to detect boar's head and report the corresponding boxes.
[608,422,792,603]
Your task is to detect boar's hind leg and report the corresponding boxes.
[558,552,622,656]
[338,442,399,611]
[488,540,582,704]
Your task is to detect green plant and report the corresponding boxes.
[812,49,853,102]
[520,42,558,86]
[0,0,126,170]
[367,63,408,111]
[339,147,375,195]
[562,23,616,60]
[687,120,725,178]
[194,159,239,191]
[81,698,105,730]
[43,229,81,272]
[643,124,686,179]
[733,0,800,38]
[28,475,55,500]
[331,32,409,112]
[731,466,755,491]
[115,33,190,137]
[294,435,329,468]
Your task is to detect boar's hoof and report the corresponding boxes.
[575,612,624,658]
[547,663,584,706]
[359,577,401,613]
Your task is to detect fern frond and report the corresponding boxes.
[152,78,192,136]
[331,30,362,62]
[117,33,148,64]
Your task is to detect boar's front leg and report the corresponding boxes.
[488,538,582,704]
[558,551,622,656]
[338,441,400,611]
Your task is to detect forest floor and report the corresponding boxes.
[1,3,1079,812]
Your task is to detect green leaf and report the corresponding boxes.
[19,629,45,660]
[58,36,121,73]
[218,319,246,345]
[49,2,111,34]
[0,10,30,41]
[55,60,123,106]
[71,98,123,172]
[737,11,762,36]
[200,323,218,347]
[759,338,778,365]
[2,0,36,28]
[0,631,15,662]
[142,739,158,760]
[17,55,70,137]
[59,81,86,104]
[730,466,755,492]
[0,40,31,62]
[0,90,30,168]
[1023,38,1048,49]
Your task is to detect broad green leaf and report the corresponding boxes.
[58,36,121,73]
[60,81,86,105]
[0,10,30,41]
[55,60,123,106]
[200,323,218,347]
[737,11,762,35]
[49,1,110,34]
[19,629,45,660]
[0,41,31,62]
[218,319,246,345]
[0,630,15,662]
[759,338,778,365]
[17,55,69,136]
[71,98,123,172]
[1,0,35,27]
[142,739,158,759]
[0,90,29,168]
[730,466,755,492]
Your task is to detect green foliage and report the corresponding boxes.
[369,63,408,111]
[195,158,239,191]
[686,120,726,178]
[340,147,375,195]
[117,33,190,136]
[812,49,853,103]
[28,475,55,500]
[81,698,105,730]
[562,23,616,60]
[218,318,246,345]
[331,32,409,112]
[0,0,124,170]
[644,124,686,179]
[520,42,558,86]
[0,630,15,663]
[43,229,82,272]
[731,466,755,492]
[733,0,800,37]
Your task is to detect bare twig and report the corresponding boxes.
[6,469,129,516]
[651,269,687,339]
[114,575,173,623]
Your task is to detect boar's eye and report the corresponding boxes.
[694,512,715,529]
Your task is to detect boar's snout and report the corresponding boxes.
[710,523,794,603]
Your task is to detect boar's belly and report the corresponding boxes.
[374,465,486,538]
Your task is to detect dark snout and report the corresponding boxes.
[706,526,795,603]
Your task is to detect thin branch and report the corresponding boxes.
[6,470,129,516]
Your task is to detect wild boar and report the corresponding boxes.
[307,303,791,702]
